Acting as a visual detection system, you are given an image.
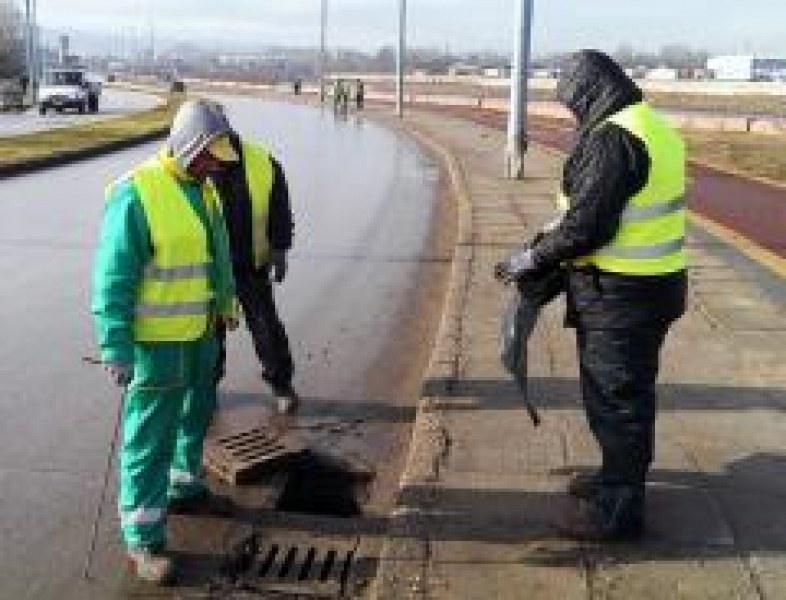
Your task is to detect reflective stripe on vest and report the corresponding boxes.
[240,141,274,268]
[558,102,687,275]
[125,155,216,342]
[120,506,164,527]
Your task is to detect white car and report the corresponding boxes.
[39,68,101,115]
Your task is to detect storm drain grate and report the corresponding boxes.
[204,426,307,484]
[217,533,361,598]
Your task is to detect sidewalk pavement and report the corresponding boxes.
[371,109,786,599]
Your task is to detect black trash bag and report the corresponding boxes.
[500,268,565,425]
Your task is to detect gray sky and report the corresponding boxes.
[37,1,786,56]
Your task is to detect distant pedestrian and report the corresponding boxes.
[355,78,365,110]
[293,79,302,96]
[495,49,687,542]
[333,79,349,113]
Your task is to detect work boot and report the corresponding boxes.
[558,489,644,542]
[126,548,175,586]
[275,387,300,415]
[168,489,235,517]
[567,471,603,500]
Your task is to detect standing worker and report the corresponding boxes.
[92,100,239,584]
[333,78,348,113]
[496,50,687,541]
[355,78,365,110]
[207,103,300,415]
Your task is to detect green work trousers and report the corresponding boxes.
[118,334,218,550]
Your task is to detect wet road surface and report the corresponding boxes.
[0,88,160,138]
[0,98,449,598]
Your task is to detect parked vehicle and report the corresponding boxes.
[38,67,101,115]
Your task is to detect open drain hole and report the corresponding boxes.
[275,451,374,518]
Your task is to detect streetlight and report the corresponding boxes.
[396,0,406,117]
[22,0,39,102]
[24,0,32,85]
[319,0,327,103]
[505,0,534,179]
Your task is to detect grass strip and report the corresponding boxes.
[0,93,183,167]
[685,129,786,184]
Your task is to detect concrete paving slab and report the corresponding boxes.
[586,553,758,600]
[429,559,587,600]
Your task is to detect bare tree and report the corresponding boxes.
[0,0,25,80]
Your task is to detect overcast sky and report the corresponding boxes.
[36,1,786,56]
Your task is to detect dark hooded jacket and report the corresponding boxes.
[212,132,294,278]
[531,50,687,329]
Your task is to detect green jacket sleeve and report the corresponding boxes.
[91,178,150,366]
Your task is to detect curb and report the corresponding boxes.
[0,127,169,181]
[688,211,786,278]
[368,112,476,599]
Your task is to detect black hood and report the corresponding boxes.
[556,49,643,132]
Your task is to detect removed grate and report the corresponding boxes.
[204,426,307,484]
[217,533,361,598]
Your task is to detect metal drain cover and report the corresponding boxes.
[204,426,307,484]
[219,534,363,598]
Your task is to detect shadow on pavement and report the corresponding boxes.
[422,376,786,412]
[220,390,418,425]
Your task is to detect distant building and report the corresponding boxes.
[483,66,511,78]
[645,67,679,81]
[707,55,786,82]
[532,68,555,79]
[448,63,482,77]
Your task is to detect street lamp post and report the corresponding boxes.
[396,0,406,117]
[505,0,534,179]
[319,0,327,103]
[24,0,32,90]
[30,0,38,101]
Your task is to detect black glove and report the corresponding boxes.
[270,250,288,284]
[494,248,536,284]
[104,362,132,387]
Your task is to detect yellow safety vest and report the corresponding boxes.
[123,155,219,342]
[558,102,686,275]
[240,141,274,268]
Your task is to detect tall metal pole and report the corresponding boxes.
[505,0,534,179]
[396,0,406,117]
[24,0,32,92]
[30,0,38,101]
[319,0,327,103]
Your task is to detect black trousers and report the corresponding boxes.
[216,269,294,394]
[577,325,669,497]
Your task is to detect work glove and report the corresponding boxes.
[494,247,536,285]
[104,362,132,387]
[539,214,563,234]
[270,250,288,284]
[221,315,240,331]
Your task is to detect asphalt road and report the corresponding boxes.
[0,88,160,138]
[0,97,446,598]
